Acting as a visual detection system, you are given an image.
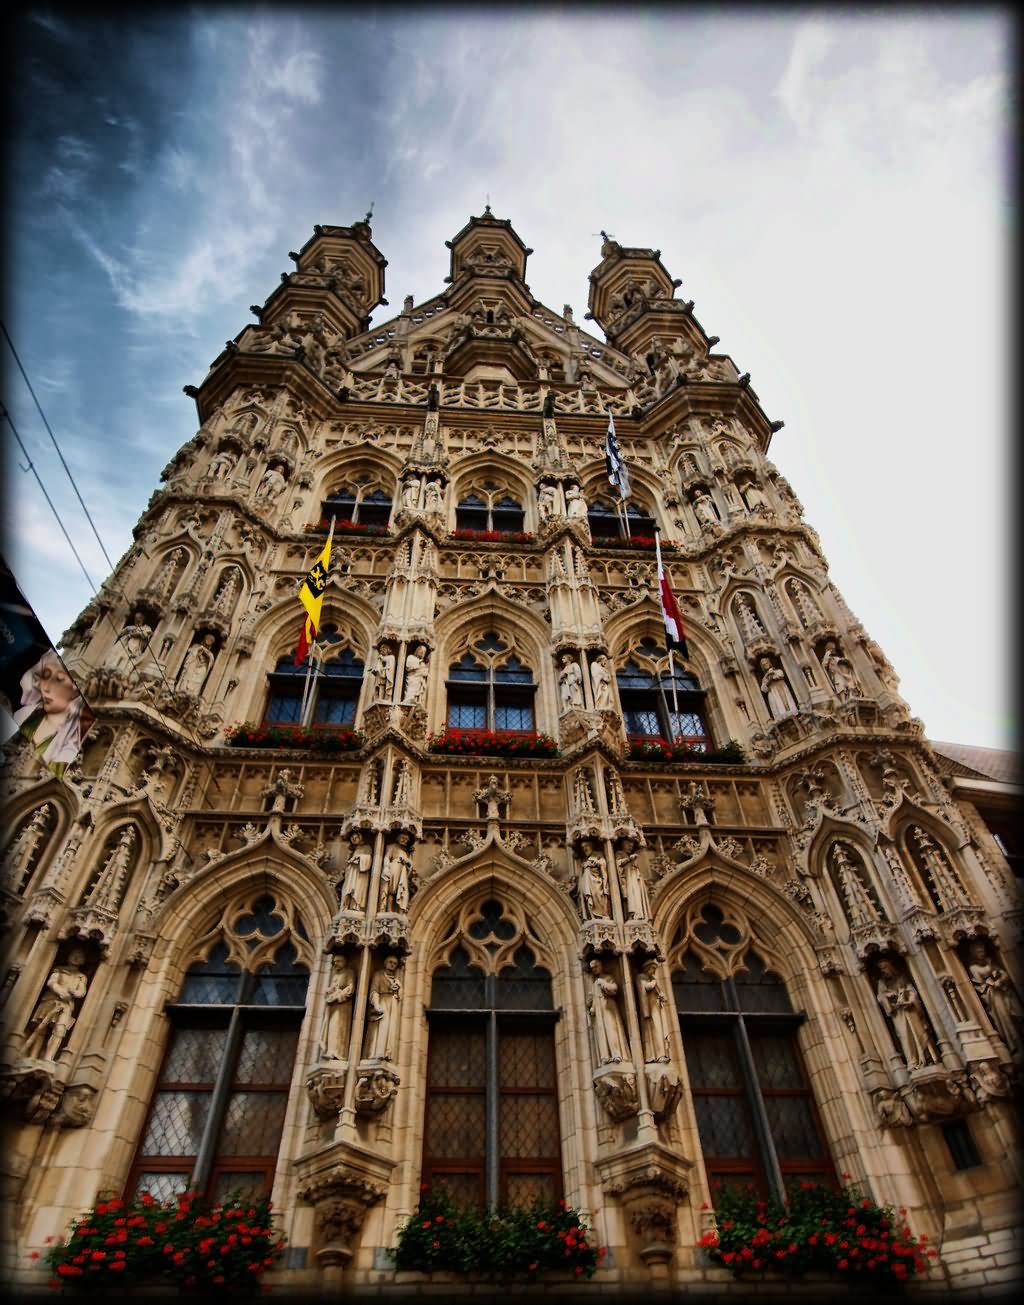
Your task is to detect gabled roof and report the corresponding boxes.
[930,740,1020,786]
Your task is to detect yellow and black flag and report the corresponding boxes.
[293,523,334,665]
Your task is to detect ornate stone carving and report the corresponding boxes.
[592,1064,639,1120]
[306,1068,348,1119]
[354,1063,401,1115]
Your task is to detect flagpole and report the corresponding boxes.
[654,526,680,736]
[299,515,336,726]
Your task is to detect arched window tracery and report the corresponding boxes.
[615,638,710,748]
[669,903,833,1200]
[263,628,364,726]
[445,631,536,734]
[587,495,657,542]
[128,890,311,1204]
[455,486,524,535]
[424,897,561,1209]
[322,474,394,528]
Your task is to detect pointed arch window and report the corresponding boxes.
[587,497,657,542]
[616,643,710,748]
[672,906,833,1200]
[455,490,524,534]
[424,900,561,1209]
[322,479,393,527]
[263,631,364,726]
[127,893,310,1204]
[446,634,536,733]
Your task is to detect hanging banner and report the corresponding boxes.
[0,555,96,779]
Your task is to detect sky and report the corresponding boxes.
[3,6,1014,751]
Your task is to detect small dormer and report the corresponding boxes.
[262,216,388,340]
[586,236,686,351]
[446,207,532,287]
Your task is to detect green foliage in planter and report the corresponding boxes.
[627,738,746,764]
[224,721,365,752]
[43,1190,284,1293]
[700,1179,937,1283]
[391,1184,604,1279]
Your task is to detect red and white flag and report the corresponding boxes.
[654,531,689,657]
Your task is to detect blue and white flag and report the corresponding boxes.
[604,411,631,500]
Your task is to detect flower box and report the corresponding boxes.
[450,529,537,544]
[224,722,365,753]
[43,1190,285,1294]
[304,519,390,538]
[427,730,559,758]
[590,535,678,551]
[701,1179,937,1284]
[390,1185,604,1280]
[627,739,746,765]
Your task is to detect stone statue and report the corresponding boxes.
[759,657,797,720]
[402,477,421,510]
[255,463,287,501]
[319,956,355,1061]
[208,447,237,481]
[341,832,373,914]
[364,955,402,1060]
[875,957,939,1070]
[966,940,1022,1058]
[619,837,650,920]
[22,948,89,1063]
[379,834,412,914]
[113,613,153,670]
[590,654,614,711]
[578,841,611,919]
[424,479,444,514]
[822,641,858,698]
[741,479,771,512]
[372,643,396,703]
[402,644,429,706]
[261,767,302,813]
[538,483,559,521]
[565,484,588,521]
[635,959,672,1063]
[587,958,628,1066]
[177,634,216,695]
[558,654,584,712]
[692,489,719,525]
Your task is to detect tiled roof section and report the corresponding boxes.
[930,741,1021,787]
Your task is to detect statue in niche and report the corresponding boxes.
[84,826,136,910]
[112,612,153,670]
[741,479,771,512]
[424,479,444,513]
[340,831,373,913]
[22,948,89,1063]
[759,656,797,720]
[402,477,421,510]
[364,955,402,1061]
[874,957,939,1071]
[822,641,858,698]
[538,482,559,521]
[619,837,650,920]
[208,447,237,481]
[379,834,412,914]
[692,489,719,525]
[402,644,430,706]
[589,654,614,711]
[558,653,584,713]
[966,940,1022,1058]
[2,805,54,894]
[577,840,611,919]
[587,958,628,1066]
[635,959,672,1063]
[319,955,356,1061]
[371,643,396,703]
[177,634,216,695]
[565,484,588,521]
[255,463,287,501]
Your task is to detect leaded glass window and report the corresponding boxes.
[128,896,309,1202]
[445,636,536,735]
[673,909,833,1201]
[263,634,364,728]
[424,902,561,1208]
[455,489,524,534]
[617,649,711,749]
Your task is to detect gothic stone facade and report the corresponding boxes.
[2,212,1020,1296]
